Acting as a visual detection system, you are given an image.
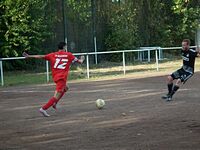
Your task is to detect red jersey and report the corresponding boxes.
[44,50,77,82]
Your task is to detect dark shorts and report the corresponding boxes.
[171,68,193,83]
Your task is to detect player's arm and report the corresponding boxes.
[73,56,85,64]
[77,56,85,64]
[196,47,200,57]
[23,52,45,59]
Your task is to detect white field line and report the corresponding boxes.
[0,88,190,93]
[0,90,53,93]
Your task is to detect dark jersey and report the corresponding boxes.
[181,49,197,73]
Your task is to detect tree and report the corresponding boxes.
[0,0,55,58]
[172,0,200,44]
[103,0,139,51]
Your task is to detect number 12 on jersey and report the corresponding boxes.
[54,58,68,69]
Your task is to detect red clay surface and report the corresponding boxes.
[0,73,200,150]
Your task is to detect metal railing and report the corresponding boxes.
[0,46,197,86]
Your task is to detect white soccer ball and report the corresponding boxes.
[95,99,105,109]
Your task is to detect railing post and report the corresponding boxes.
[148,50,150,62]
[155,49,159,71]
[46,61,49,83]
[0,60,4,86]
[94,37,98,64]
[122,52,126,75]
[86,54,90,79]
[158,47,162,60]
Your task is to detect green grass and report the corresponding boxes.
[1,58,200,87]
[3,71,49,86]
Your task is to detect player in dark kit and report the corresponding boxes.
[162,39,200,101]
[23,42,85,117]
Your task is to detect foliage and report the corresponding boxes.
[0,0,54,58]
[0,0,199,63]
[104,2,139,51]
[66,0,92,52]
[172,0,200,43]
[67,0,91,24]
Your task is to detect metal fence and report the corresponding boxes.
[0,46,197,86]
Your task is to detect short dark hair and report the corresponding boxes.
[182,39,191,45]
[57,42,67,49]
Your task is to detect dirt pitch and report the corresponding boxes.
[1,73,200,150]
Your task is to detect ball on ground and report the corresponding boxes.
[95,99,105,109]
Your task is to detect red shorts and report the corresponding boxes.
[55,80,67,92]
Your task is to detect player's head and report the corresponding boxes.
[58,42,67,51]
[182,39,190,51]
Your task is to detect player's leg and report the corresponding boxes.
[164,69,184,101]
[167,75,174,95]
[162,69,180,99]
[39,95,58,117]
[56,86,68,101]
[39,94,60,117]
[169,71,193,100]
[166,78,181,101]
[52,80,68,109]
[162,75,174,99]
[52,90,64,109]
[167,79,181,99]
[39,80,66,117]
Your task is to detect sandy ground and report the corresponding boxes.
[0,73,200,150]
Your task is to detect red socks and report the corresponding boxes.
[42,97,57,110]
[42,91,66,110]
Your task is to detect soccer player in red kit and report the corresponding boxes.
[23,42,85,117]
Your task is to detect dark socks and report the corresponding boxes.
[170,85,179,96]
[167,83,173,94]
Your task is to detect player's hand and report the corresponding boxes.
[22,51,29,58]
[78,56,85,64]
[80,55,85,61]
